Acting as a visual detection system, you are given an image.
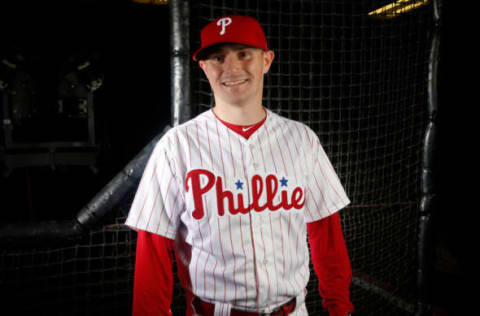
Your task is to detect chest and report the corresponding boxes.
[176,122,309,221]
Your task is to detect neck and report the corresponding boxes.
[212,101,265,125]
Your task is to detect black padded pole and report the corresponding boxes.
[75,126,170,230]
[170,0,192,126]
[0,126,170,244]
[416,1,441,315]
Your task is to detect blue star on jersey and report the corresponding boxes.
[235,180,243,190]
[235,178,287,190]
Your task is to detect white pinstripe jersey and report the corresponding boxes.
[125,108,350,312]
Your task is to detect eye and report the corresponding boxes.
[211,55,224,63]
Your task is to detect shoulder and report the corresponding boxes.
[265,108,317,144]
[150,110,214,166]
[157,109,214,146]
[174,109,213,133]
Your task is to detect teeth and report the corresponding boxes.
[224,80,247,86]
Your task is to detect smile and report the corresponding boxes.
[222,79,248,87]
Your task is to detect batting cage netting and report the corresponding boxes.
[187,1,435,315]
[0,0,439,315]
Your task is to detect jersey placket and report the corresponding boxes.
[242,133,272,309]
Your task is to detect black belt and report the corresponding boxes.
[192,297,297,316]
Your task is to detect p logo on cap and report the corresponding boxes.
[192,15,268,61]
[217,17,232,35]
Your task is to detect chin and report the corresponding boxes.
[218,92,249,105]
[222,98,248,107]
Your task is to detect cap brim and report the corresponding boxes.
[193,42,267,61]
[192,43,227,61]
[192,47,205,62]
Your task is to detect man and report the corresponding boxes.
[126,15,354,316]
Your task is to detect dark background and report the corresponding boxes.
[436,0,474,315]
[0,0,171,222]
[0,1,471,315]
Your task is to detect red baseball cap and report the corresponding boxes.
[192,15,268,61]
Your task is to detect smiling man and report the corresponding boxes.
[197,43,273,124]
[126,15,354,316]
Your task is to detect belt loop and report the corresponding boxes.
[292,288,307,313]
[190,296,201,316]
[214,302,232,316]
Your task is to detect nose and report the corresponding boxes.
[223,53,242,74]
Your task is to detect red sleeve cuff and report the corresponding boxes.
[133,230,174,316]
[307,213,354,315]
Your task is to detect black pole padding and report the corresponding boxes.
[417,201,436,316]
[422,123,438,193]
[75,125,171,231]
[416,0,442,315]
[169,0,191,126]
[0,126,171,245]
[0,219,84,247]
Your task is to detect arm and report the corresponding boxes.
[307,212,354,316]
[132,230,175,316]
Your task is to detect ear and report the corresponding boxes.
[263,50,275,74]
[199,60,210,74]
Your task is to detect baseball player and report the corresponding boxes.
[126,15,353,316]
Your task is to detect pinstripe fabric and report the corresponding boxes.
[125,108,350,313]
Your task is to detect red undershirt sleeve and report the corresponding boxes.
[132,230,175,316]
[307,212,354,316]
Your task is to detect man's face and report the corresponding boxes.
[199,44,275,107]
